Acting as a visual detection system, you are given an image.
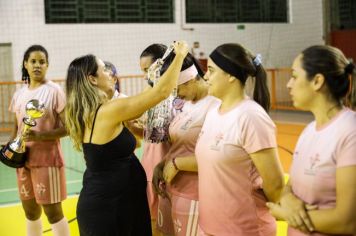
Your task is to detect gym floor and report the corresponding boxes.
[0,110,313,236]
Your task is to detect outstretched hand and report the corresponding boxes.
[173,41,189,59]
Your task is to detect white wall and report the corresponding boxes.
[0,0,324,81]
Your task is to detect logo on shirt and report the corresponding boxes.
[210,132,224,151]
[310,154,320,169]
[304,153,320,175]
[181,118,193,130]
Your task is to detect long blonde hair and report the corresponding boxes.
[65,54,107,151]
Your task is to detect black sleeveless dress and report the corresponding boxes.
[77,107,152,236]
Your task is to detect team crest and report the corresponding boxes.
[210,132,224,151]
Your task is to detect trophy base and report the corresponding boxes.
[0,144,26,168]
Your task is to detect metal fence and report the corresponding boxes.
[0,69,294,133]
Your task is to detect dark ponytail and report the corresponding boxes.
[345,63,356,109]
[253,63,270,112]
[301,45,352,103]
[210,43,270,112]
[21,67,30,83]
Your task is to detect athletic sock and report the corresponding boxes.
[26,218,42,236]
[51,217,70,236]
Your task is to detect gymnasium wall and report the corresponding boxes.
[0,0,324,81]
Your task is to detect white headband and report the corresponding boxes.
[178,65,198,85]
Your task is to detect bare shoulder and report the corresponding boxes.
[83,111,124,144]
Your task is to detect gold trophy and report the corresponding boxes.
[0,99,45,168]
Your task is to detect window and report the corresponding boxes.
[330,0,356,30]
[186,0,288,23]
[45,0,174,23]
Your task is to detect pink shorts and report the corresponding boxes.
[198,225,275,236]
[171,195,199,236]
[16,166,67,205]
[157,194,199,236]
[197,227,211,236]
[157,195,175,234]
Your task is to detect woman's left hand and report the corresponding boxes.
[163,160,179,184]
[152,161,166,196]
[267,202,314,233]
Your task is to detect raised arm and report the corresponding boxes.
[99,41,189,129]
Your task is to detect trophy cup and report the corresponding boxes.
[0,99,45,168]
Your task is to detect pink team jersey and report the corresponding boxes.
[289,108,356,236]
[195,99,277,236]
[9,80,66,167]
[167,95,219,200]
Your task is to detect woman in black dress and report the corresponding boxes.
[64,41,189,235]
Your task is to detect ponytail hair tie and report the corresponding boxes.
[345,62,355,74]
[253,54,262,67]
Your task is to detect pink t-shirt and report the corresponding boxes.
[9,80,66,167]
[289,108,356,236]
[195,99,277,236]
[167,95,219,200]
